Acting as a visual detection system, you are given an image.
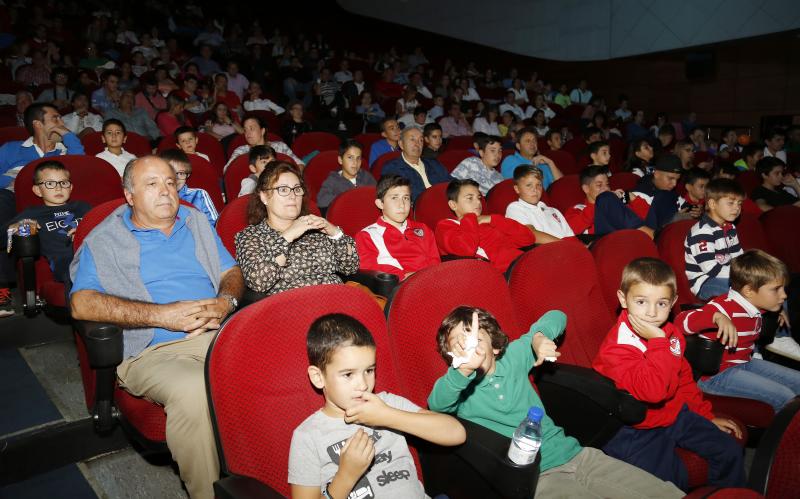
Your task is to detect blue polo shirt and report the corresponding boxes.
[71,205,236,346]
[500,152,555,188]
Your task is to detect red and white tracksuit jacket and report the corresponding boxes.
[355,217,440,280]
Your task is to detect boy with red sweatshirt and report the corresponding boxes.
[435,179,535,273]
[593,257,745,491]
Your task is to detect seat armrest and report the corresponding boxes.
[344,269,399,297]
[536,364,646,425]
[214,475,285,499]
[75,320,123,433]
[12,233,41,315]
[684,335,724,380]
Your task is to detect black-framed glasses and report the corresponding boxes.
[268,185,305,197]
[175,171,191,179]
[36,180,72,189]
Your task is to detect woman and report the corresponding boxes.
[235,162,359,296]
[472,106,501,136]
[204,102,244,141]
[531,110,550,137]
[623,138,655,177]
[243,81,285,114]
[156,92,186,138]
[532,93,555,121]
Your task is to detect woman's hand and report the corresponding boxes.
[281,214,334,242]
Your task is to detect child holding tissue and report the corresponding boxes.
[428,307,683,499]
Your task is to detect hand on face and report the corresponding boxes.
[627,313,667,340]
[344,391,390,427]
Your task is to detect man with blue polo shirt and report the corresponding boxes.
[69,156,244,499]
[382,127,452,201]
[500,126,562,188]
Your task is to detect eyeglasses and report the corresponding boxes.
[36,180,72,189]
[174,171,191,179]
[268,185,305,197]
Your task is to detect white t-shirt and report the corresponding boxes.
[506,198,573,238]
[96,148,137,176]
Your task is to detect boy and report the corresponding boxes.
[500,126,561,188]
[435,179,535,273]
[763,128,787,163]
[676,167,711,218]
[678,250,800,411]
[238,145,275,197]
[593,258,745,491]
[545,129,562,152]
[159,149,218,227]
[317,140,376,209]
[751,157,800,211]
[426,95,445,122]
[428,307,683,499]
[174,126,210,162]
[451,135,505,195]
[368,118,401,167]
[684,178,744,300]
[587,140,610,168]
[564,165,616,235]
[733,144,763,172]
[355,175,439,280]
[3,161,90,284]
[422,122,443,159]
[95,119,137,176]
[288,314,465,499]
[281,100,312,147]
[506,165,573,239]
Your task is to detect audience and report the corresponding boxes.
[96,119,137,176]
[368,118,401,167]
[451,135,505,195]
[752,157,800,211]
[316,140,376,209]
[505,165,571,240]
[382,127,451,201]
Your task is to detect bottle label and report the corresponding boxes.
[507,440,539,465]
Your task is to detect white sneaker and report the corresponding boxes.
[752,352,763,360]
[765,336,800,362]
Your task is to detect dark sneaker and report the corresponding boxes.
[0,288,13,318]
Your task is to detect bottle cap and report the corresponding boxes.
[527,406,544,422]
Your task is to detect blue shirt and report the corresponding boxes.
[368,139,397,167]
[0,134,85,189]
[500,152,555,188]
[71,205,236,346]
[381,156,453,201]
[91,87,117,114]
[177,184,219,227]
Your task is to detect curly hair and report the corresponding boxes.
[436,306,509,366]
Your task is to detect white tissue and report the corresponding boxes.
[448,328,480,368]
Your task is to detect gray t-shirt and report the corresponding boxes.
[288,392,429,499]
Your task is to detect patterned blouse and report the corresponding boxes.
[234,221,360,296]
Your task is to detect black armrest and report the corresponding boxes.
[11,233,40,315]
[240,287,268,308]
[415,418,539,499]
[75,320,123,433]
[344,269,399,298]
[679,302,704,311]
[535,364,646,447]
[214,475,285,499]
[684,335,724,381]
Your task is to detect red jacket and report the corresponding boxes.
[355,217,440,280]
[564,198,595,235]
[435,213,535,272]
[676,289,761,379]
[593,311,715,429]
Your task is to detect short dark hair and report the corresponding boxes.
[248,144,275,164]
[620,257,676,298]
[764,128,785,142]
[714,163,740,179]
[683,167,711,186]
[380,117,398,132]
[756,156,786,178]
[423,122,442,137]
[740,144,761,160]
[436,306,509,365]
[705,178,744,201]
[23,102,55,135]
[513,164,543,182]
[33,160,68,184]
[159,148,191,168]
[579,165,610,186]
[339,139,363,156]
[544,129,560,142]
[516,126,538,142]
[242,114,267,131]
[376,174,411,200]
[446,178,480,202]
[588,141,609,156]
[659,124,676,137]
[102,118,126,134]
[583,127,602,141]
[307,314,376,372]
[174,126,197,141]
[475,134,502,151]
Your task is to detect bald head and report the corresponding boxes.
[123,155,172,192]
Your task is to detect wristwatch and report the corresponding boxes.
[219,293,238,311]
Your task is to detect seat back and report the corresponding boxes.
[186,155,224,212]
[413,182,453,230]
[222,154,251,200]
[544,149,579,175]
[590,230,660,315]
[14,155,123,211]
[80,130,152,157]
[760,205,800,273]
[0,126,29,147]
[215,195,251,259]
[437,149,476,173]
[291,131,341,159]
[546,174,583,213]
[486,179,518,215]
[508,239,614,367]
[326,187,379,237]
[609,172,640,192]
[354,133,382,158]
[736,212,772,252]
[370,150,402,179]
[655,220,699,310]
[444,136,476,151]
[738,170,761,197]
[386,260,522,406]
[749,398,800,498]
[207,284,397,496]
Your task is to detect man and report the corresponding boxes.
[569,79,592,105]
[500,126,562,188]
[439,102,472,138]
[382,127,451,201]
[408,72,432,99]
[70,156,244,499]
[340,69,366,105]
[15,50,52,87]
[225,61,249,100]
[499,90,525,120]
[11,90,33,127]
[188,44,221,77]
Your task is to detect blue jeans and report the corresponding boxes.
[697,358,800,412]
[697,277,729,301]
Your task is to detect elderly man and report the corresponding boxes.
[439,102,472,138]
[69,156,244,499]
[382,127,451,201]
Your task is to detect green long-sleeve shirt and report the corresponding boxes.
[427,310,582,471]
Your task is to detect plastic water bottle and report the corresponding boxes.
[507,406,543,465]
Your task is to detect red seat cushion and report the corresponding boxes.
[115,390,167,441]
[325,186,378,237]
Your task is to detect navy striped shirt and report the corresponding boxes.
[684,214,743,295]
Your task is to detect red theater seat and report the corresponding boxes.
[290,131,341,159]
[325,186,378,237]
[80,130,152,157]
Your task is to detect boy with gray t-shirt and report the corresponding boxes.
[288,314,465,499]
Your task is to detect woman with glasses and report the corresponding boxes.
[234,161,359,296]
